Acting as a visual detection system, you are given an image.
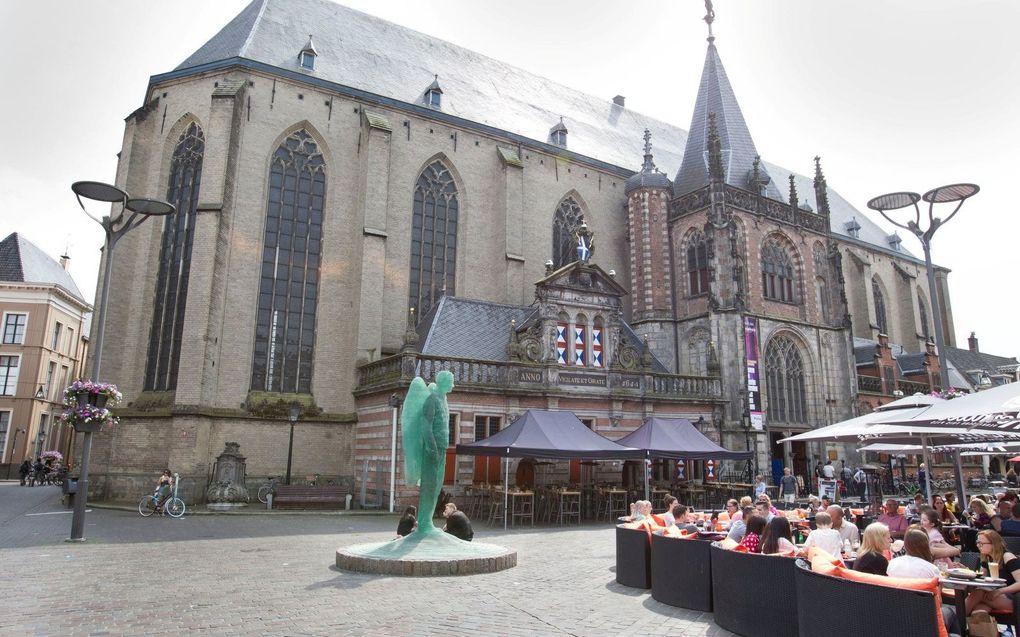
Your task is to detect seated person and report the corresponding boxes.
[629,500,653,523]
[738,515,767,553]
[152,470,173,507]
[396,505,417,537]
[969,497,997,529]
[755,500,775,523]
[804,495,821,514]
[888,528,957,633]
[671,504,699,533]
[661,495,678,526]
[723,499,739,526]
[966,530,1020,617]
[827,505,860,546]
[760,516,797,555]
[877,498,909,539]
[819,495,832,511]
[919,510,961,569]
[801,511,843,560]
[854,522,893,575]
[442,502,473,541]
[907,493,926,516]
[992,500,1012,533]
[1000,501,1020,536]
[728,506,753,542]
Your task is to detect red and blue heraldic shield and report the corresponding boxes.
[556,323,568,365]
[574,326,586,366]
[591,327,603,368]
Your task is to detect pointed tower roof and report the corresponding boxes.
[673,40,780,199]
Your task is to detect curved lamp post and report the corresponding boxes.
[68,181,174,542]
[866,183,979,508]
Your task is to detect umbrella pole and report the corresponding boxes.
[644,452,650,502]
[504,451,509,531]
[953,450,967,511]
[921,435,934,509]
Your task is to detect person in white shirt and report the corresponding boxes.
[822,461,836,480]
[801,511,844,560]
[827,505,860,545]
[888,528,941,578]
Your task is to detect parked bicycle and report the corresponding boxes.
[138,472,186,518]
[257,476,280,504]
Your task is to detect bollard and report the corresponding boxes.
[266,493,273,510]
[345,494,353,510]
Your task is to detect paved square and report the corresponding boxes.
[1,483,733,636]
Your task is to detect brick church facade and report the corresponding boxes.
[82,0,958,502]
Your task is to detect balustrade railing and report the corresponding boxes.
[857,374,883,394]
[898,379,932,395]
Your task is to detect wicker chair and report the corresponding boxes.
[650,533,713,611]
[793,559,945,637]
[709,544,799,637]
[615,525,651,589]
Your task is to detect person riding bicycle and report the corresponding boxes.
[152,470,173,508]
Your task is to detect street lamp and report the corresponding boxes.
[388,393,402,513]
[67,180,174,542]
[866,183,979,391]
[868,183,978,511]
[35,385,45,399]
[285,403,301,485]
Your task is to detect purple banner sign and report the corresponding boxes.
[744,316,764,430]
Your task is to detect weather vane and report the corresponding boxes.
[704,0,716,42]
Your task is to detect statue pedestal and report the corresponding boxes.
[336,530,516,576]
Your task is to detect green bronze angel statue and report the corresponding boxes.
[400,370,454,535]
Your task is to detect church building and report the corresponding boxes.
[84,0,957,502]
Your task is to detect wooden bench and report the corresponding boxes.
[272,485,348,510]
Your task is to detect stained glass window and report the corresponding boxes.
[763,336,806,424]
[761,239,795,302]
[144,122,204,391]
[408,160,458,320]
[552,197,583,269]
[251,130,325,393]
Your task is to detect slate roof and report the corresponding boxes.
[171,0,917,261]
[945,346,1019,379]
[0,233,87,304]
[673,42,781,200]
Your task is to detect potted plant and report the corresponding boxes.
[61,381,122,432]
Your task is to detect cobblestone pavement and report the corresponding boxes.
[0,482,735,636]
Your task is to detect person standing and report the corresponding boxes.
[754,475,767,500]
[917,462,927,499]
[18,459,31,486]
[779,468,798,508]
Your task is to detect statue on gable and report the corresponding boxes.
[575,222,594,264]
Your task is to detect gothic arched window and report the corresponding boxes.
[761,239,795,302]
[144,122,204,391]
[872,278,888,335]
[552,197,584,269]
[763,336,807,424]
[251,129,325,393]
[409,160,458,320]
[686,232,709,296]
[917,291,930,340]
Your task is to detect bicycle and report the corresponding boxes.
[138,472,186,518]
[257,476,281,504]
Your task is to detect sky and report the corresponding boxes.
[1,0,1017,357]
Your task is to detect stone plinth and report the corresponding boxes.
[336,530,516,576]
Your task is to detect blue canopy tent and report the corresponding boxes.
[615,417,753,500]
[455,410,640,527]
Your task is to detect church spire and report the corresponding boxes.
[674,7,780,200]
[641,129,656,173]
[813,155,831,216]
[788,174,799,212]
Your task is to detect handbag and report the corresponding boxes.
[968,610,999,637]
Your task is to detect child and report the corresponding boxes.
[801,511,845,561]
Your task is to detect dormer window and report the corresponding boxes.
[887,233,902,252]
[424,75,443,109]
[299,35,318,71]
[550,118,568,148]
[844,217,861,239]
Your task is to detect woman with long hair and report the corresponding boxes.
[920,510,962,569]
[888,528,938,578]
[760,516,796,555]
[933,494,958,525]
[854,522,892,575]
[966,530,1020,616]
[969,498,996,529]
[738,515,767,553]
[396,505,417,537]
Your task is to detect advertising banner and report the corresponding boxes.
[744,316,764,431]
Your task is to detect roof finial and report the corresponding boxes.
[641,129,657,173]
[813,155,831,216]
[788,174,799,212]
[703,0,716,43]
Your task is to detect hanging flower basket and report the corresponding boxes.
[61,380,122,432]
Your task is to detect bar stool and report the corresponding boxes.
[512,494,534,527]
[487,494,505,526]
[559,492,581,525]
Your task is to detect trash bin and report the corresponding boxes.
[63,478,77,509]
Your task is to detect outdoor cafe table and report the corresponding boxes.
[940,575,1006,637]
